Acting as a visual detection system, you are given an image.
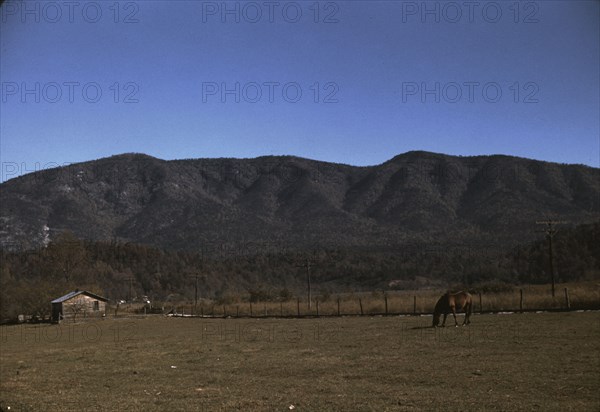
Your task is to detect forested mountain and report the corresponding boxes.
[1,151,599,319]
[1,151,598,253]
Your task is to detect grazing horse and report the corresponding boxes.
[432,291,473,327]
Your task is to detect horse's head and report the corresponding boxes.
[432,313,440,327]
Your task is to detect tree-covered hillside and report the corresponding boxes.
[1,222,598,320]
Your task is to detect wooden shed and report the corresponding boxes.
[51,290,108,323]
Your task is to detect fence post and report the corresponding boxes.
[337,298,341,316]
[413,296,417,315]
[316,299,319,317]
[223,306,227,317]
[384,295,388,315]
[478,293,482,313]
[250,303,253,317]
[264,304,267,317]
[519,289,523,313]
[297,298,300,317]
[236,305,239,317]
[359,298,363,316]
[201,305,204,317]
[564,288,570,309]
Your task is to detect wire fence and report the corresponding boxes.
[159,287,597,319]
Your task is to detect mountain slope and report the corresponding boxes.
[1,151,598,252]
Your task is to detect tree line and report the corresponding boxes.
[1,222,598,320]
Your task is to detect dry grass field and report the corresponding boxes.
[150,282,600,317]
[1,312,599,411]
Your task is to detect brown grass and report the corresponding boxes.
[154,282,600,318]
[1,312,599,411]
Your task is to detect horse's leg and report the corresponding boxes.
[452,307,458,327]
[465,303,472,325]
[441,313,447,327]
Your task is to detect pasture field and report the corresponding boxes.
[1,312,598,411]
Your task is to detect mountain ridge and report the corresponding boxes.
[1,151,598,253]
[6,150,595,186]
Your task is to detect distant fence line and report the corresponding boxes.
[6,288,591,325]
[160,287,593,319]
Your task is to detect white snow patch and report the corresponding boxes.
[42,225,50,247]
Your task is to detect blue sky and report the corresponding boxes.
[1,0,598,181]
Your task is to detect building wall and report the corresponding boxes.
[61,294,106,320]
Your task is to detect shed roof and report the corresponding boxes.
[51,290,109,303]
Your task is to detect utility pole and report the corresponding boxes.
[194,273,199,315]
[306,259,311,310]
[188,252,204,315]
[120,277,135,307]
[296,258,312,310]
[186,273,202,315]
[536,220,567,297]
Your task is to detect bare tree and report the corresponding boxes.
[67,297,88,322]
[45,231,88,283]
